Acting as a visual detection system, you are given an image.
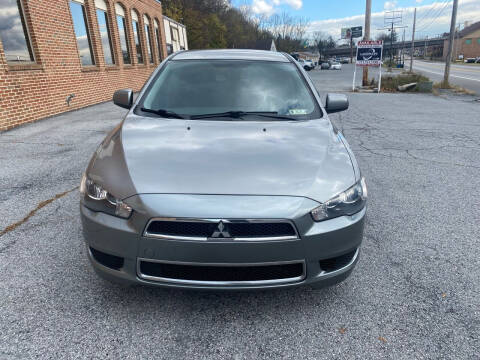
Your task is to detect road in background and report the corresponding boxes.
[311,61,480,95]
[308,64,379,92]
[308,64,399,93]
[412,59,480,94]
[1,77,479,358]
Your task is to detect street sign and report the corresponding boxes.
[356,40,383,66]
[341,27,351,39]
[351,26,362,38]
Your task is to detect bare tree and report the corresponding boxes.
[311,31,336,59]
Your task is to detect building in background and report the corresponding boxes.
[163,16,188,55]
[0,0,168,131]
[443,21,480,61]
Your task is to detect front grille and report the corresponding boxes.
[145,219,297,240]
[147,221,212,237]
[139,260,305,284]
[319,250,357,273]
[90,247,124,270]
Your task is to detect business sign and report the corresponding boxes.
[356,40,383,66]
[351,26,362,38]
[341,27,351,39]
[341,26,362,39]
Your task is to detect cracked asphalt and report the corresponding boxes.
[1,66,479,359]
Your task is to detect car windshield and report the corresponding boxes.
[139,60,320,120]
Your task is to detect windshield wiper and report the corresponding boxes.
[140,107,185,119]
[190,111,296,121]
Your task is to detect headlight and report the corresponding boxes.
[80,174,132,219]
[311,177,367,222]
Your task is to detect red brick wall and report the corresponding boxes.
[443,35,480,60]
[0,0,168,132]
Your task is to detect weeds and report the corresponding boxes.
[377,73,431,92]
[433,81,476,95]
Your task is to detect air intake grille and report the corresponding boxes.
[319,250,357,273]
[145,220,297,239]
[90,247,124,270]
[139,261,304,283]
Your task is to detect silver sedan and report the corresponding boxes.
[80,49,367,290]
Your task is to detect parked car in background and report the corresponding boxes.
[340,58,350,64]
[80,49,367,290]
[464,58,476,63]
[304,59,315,70]
[297,59,314,71]
[330,62,342,70]
[320,62,330,70]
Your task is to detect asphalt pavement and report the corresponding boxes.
[411,59,480,94]
[1,69,479,359]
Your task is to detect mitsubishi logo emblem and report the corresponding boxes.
[210,221,231,238]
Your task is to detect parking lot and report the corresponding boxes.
[1,68,479,358]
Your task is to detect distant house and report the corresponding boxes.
[443,21,480,60]
[163,16,188,55]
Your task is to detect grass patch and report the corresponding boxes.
[379,73,431,92]
[433,81,476,95]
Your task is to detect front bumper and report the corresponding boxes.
[81,195,365,290]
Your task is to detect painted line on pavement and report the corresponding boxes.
[413,65,480,82]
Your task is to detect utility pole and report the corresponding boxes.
[444,0,458,85]
[409,7,416,72]
[362,0,372,86]
[350,36,353,64]
[390,22,394,70]
[424,35,428,59]
[453,22,461,62]
[382,11,404,71]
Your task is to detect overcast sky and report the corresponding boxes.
[233,0,480,42]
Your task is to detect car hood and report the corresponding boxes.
[100,113,355,204]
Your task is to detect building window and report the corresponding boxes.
[154,19,162,61]
[170,26,179,43]
[95,0,114,65]
[477,38,480,45]
[131,10,143,64]
[69,0,95,66]
[143,15,153,64]
[465,39,472,45]
[0,0,35,63]
[166,44,173,55]
[115,3,130,65]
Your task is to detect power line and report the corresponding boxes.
[416,1,448,29]
[416,0,451,32]
[401,1,447,41]
[415,1,442,25]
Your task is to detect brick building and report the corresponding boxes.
[0,0,170,132]
[443,21,480,61]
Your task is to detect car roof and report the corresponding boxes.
[172,49,291,62]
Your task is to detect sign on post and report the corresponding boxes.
[350,26,363,38]
[353,40,384,93]
[356,40,383,66]
[341,26,362,39]
[341,28,351,39]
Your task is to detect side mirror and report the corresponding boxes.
[325,93,349,114]
[113,89,133,109]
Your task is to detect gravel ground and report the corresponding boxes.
[1,70,479,359]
